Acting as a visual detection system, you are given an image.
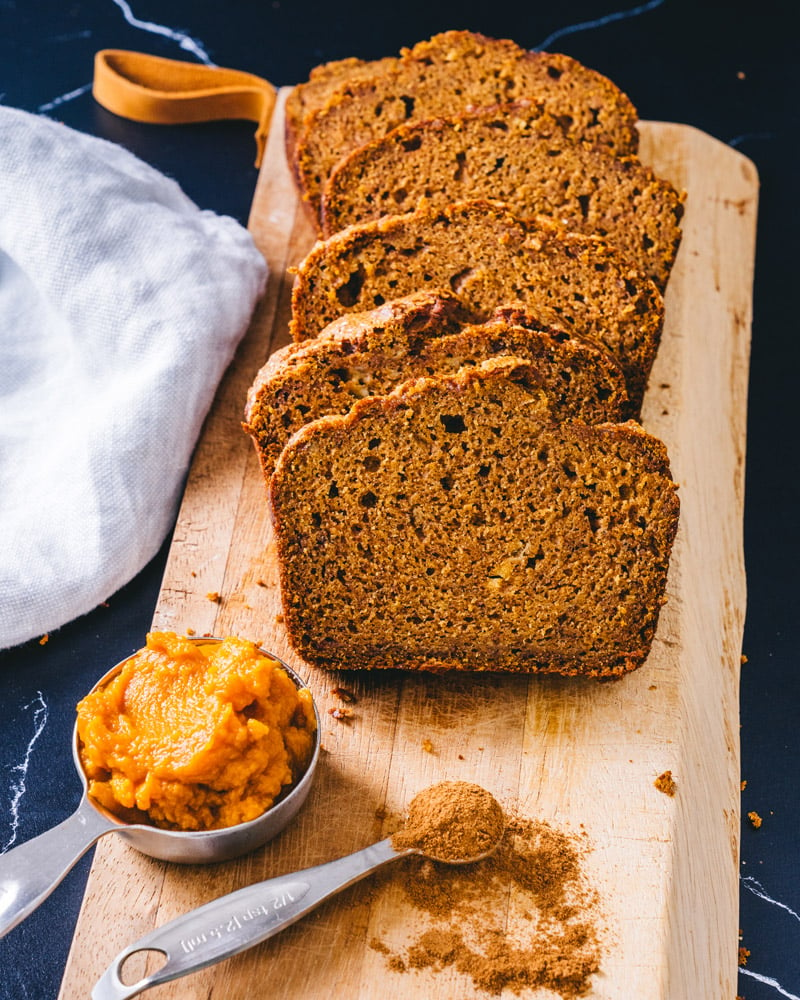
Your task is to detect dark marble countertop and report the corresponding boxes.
[1,3,797,998]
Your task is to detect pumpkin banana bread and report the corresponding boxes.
[244,290,629,481]
[269,358,679,676]
[290,200,663,415]
[291,30,640,220]
[322,103,685,290]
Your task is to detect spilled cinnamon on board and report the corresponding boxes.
[373,784,604,998]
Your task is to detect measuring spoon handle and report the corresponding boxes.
[93,837,407,1000]
[0,796,113,937]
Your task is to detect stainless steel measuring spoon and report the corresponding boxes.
[0,639,320,938]
[92,829,501,1000]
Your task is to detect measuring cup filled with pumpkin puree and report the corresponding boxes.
[77,631,317,832]
[0,632,320,938]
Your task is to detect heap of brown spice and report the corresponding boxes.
[391,781,504,862]
[373,785,603,998]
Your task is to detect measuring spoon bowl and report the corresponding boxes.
[0,639,320,938]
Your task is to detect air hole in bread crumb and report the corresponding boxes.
[335,266,366,307]
[360,491,378,508]
[440,414,466,433]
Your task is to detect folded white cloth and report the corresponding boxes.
[0,107,267,650]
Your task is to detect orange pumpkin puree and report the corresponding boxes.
[76,632,316,832]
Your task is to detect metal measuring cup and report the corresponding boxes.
[0,639,321,938]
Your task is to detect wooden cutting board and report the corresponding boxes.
[59,92,758,1000]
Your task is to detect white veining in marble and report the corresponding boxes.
[742,875,800,924]
[739,968,800,1000]
[534,0,666,50]
[1,692,48,854]
[51,29,93,43]
[729,131,777,148]
[109,0,215,65]
[36,0,214,113]
[38,83,92,113]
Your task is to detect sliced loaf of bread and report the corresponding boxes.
[269,357,679,677]
[244,291,629,480]
[322,103,685,290]
[291,30,640,219]
[289,200,663,415]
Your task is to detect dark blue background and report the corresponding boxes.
[2,3,797,998]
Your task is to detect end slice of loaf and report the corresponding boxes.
[322,103,685,290]
[290,200,663,415]
[269,358,679,677]
[292,30,640,219]
[284,54,394,164]
[244,290,630,481]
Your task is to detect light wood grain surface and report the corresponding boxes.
[59,92,758,1000]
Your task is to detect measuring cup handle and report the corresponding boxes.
[0,797,112,937]
[92,837,405,1000]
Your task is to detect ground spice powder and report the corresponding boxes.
[373,801,603,998]
[391,781,505,861]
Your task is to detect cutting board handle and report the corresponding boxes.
[92,49,276,166]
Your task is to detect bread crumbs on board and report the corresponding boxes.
[654,770,677,796]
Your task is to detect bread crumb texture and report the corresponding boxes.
[269,361,679,676]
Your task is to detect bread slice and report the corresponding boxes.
[284,54,393,164]
[269,358,679,677]
[322,103,685,290]
[292,30,640,219]
[290,200,663,415]
[244,290,630,481]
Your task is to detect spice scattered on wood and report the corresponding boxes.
[375,786,603,998]
[421,738,434,753]
[740,779,747,791]
[332,686,357,703]
[654,770,677,796]
[747,811,762,829]
[738,945,750,966]
[206,591,221,603]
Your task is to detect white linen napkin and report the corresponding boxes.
[0,107,268,650]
